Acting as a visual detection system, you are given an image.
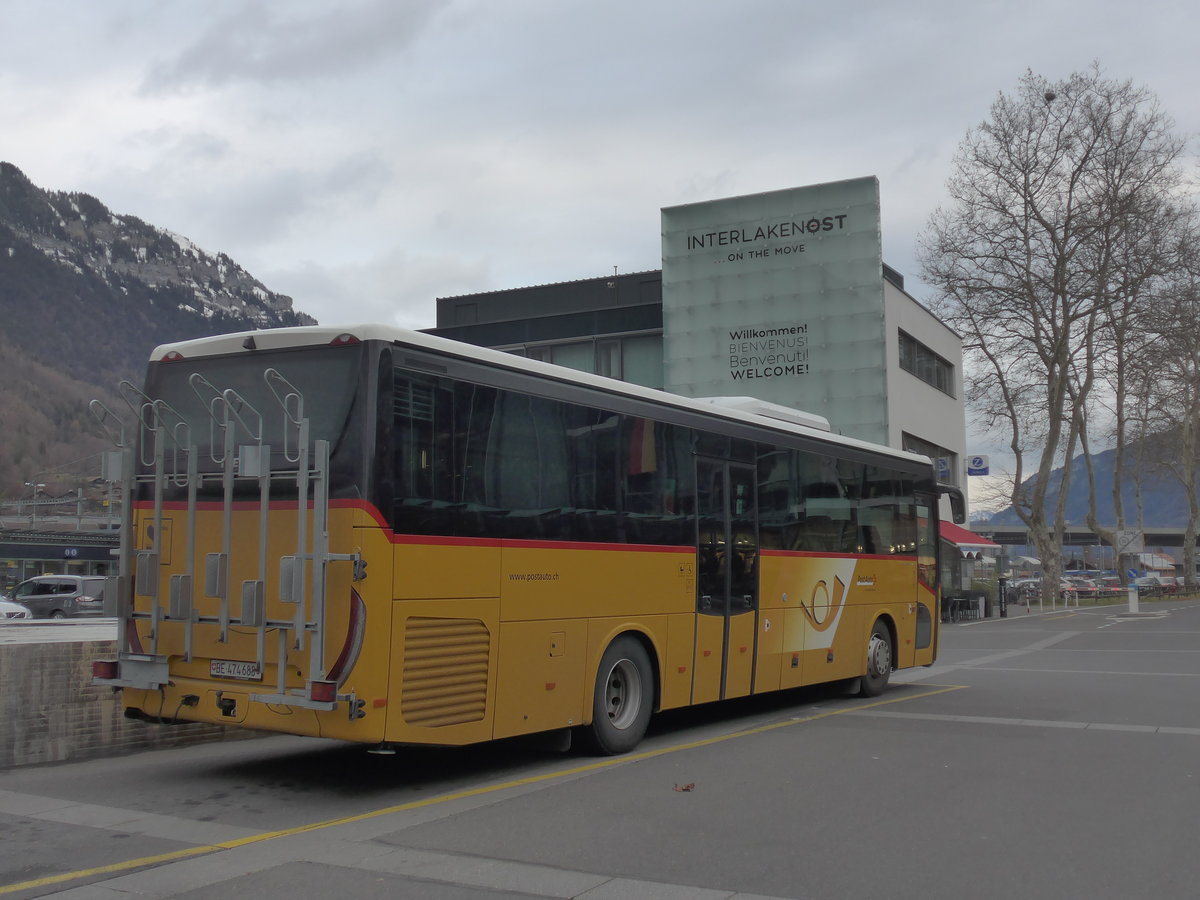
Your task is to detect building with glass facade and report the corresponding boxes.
[427,178,967,490]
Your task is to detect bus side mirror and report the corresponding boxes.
[937,483,967,524]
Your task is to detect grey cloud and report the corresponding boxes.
[219,150,392,240]
[122,128,231,163]
[264,249,492,328]
[140,0,446,93]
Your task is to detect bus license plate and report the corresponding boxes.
[210,659,262,681]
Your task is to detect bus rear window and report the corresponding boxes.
[140,345,363,486]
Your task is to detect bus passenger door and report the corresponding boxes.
[913,492,938,666]
[694,458,760,704]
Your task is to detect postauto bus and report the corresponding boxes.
[92,324,964,754]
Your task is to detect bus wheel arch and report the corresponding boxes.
[587,632,657,755]
[859,615,894,697]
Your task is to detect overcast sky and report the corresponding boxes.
[5,1,1196,502]
[6,0,1196,332]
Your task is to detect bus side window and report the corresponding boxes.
[455,381,497,537]
[484,392,571,538]
[616,419,694,545]
[757,449,792,551]
[393,372,462,535]
[858,467,907,555]
[564,407,620,542]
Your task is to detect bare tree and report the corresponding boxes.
[1075,95,1191,580]
[919,66,1187,602]
[1142,249,1200,589]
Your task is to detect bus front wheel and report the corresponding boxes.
[859,619,892,697]
[588,635,653,755]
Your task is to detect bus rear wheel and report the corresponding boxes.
[588,635,653,755]
[859,618,892,697]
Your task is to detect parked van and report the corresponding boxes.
[10,575,107,619]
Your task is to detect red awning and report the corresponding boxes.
[940,521,1000,558]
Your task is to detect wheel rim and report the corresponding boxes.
[866,632,891,678]
[604,657,643,730]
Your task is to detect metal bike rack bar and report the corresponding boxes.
[93,364,362,710]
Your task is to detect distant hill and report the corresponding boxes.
[981,438,1194,529]
[0,162,316,495]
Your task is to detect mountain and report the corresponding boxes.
[0,162,316,497]
[981,437,1195,528]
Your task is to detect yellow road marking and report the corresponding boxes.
[0,684,964,895]
[1046,613,1079,620]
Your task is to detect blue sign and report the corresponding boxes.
[935,457,951,480]
[967,455,990,476]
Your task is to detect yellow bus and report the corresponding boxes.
[92,324,964,754]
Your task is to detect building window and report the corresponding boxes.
[899,331,954,396]
[550,342,594,373]
[596,340,622,379]
[503,334,664,390]
[620,335,663,389]
[902,433,957,485]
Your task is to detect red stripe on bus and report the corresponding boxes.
[388,533,693,553]
[134,499,693,554]
[760,549,917,561]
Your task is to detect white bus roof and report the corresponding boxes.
[150,324,931,468]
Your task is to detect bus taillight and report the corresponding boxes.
[327,589,366,687]
[309,680,337,703]
[330,333,360,346]
[93,660,119,680]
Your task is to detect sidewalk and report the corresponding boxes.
[0,619,118,645]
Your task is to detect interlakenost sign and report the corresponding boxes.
[686,215,849,252]
[661,178,887,443]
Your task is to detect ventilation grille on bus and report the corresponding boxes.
[401,617,490,727]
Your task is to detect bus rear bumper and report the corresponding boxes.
[91,654,170,690]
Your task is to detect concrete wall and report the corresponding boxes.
[882,278,967,468]
[0,639,259,769]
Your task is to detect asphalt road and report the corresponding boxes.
[3,599,1200,899]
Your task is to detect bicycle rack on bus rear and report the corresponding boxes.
[90,367,362,712]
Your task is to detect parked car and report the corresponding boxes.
[1065,577,1098,598]
[1132,575,1170,597]
[9,575,107,619]
[0,597,33,621]
[1006,577,1040,598]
